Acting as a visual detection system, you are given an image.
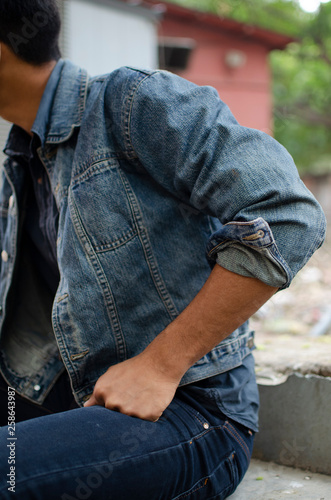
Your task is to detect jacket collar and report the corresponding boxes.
[31,59,65,147]
[45,59,89,145]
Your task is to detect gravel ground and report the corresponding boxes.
[251,232,331,380]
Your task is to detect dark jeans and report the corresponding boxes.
[0,373,254,499]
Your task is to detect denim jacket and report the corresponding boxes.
[0,60,326,406]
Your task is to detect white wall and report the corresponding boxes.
[64,0,158,76]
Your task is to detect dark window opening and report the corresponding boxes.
[158,37,196,71]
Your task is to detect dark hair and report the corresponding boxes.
[0,0,61,65]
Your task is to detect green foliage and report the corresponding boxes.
[167,0,308,35]
[167,0,331,174]
[272,2,331,173]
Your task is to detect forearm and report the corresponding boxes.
[143,264,278,380]
[85,264,277,420]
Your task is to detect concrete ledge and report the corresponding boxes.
[253,373,331,475]
[229,459,331,499]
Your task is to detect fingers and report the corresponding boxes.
[83,393,99,407]
[102,397,162,422]
[83,382,109,408]
[83,390,163,422]
[81,355,178,421]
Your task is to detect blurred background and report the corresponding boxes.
[1,2,329,477]
[0,0,330,345]
[1,0,331,220]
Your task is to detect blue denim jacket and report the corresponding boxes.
[0,60,326,406]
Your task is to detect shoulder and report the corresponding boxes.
[89,66,212,103]
[89,66,158,95]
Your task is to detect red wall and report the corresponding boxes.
[159,18,273,134]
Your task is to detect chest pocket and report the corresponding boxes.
[70,159,138,252]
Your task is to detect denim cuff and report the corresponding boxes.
[206,218,291,290]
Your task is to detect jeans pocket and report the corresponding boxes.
[223,451,240,498]
[223,421,252,466]
[170,397,213,432]
[171,450,239,500]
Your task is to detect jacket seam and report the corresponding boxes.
[118,168,179,320]
[68,191,127,362]
[124,71,159,157]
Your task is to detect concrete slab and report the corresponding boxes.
[251,240,331,379]
[253,373,331,474]
[229,459,331,499]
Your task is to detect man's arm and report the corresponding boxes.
[86,69,324,420]
[84,264,277,421]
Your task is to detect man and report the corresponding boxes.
[0,1,326,499]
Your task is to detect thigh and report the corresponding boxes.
[0,395,253,500]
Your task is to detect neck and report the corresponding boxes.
[0,53,56,134]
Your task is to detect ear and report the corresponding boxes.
[0,42,25,67]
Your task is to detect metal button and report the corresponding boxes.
[203,423,210,430]
[8,195,14,209]
[1,250,9,263]
[34,384,41,392]
[247,338,255,349]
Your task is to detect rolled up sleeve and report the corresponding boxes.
[206,218,291,289]
[119,68,326,289]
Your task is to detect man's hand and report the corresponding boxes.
[84,265,277,421]
[83,351,181,422]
